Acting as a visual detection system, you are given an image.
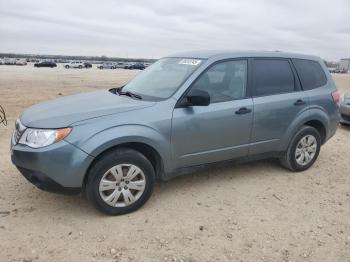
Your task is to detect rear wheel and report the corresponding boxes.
[280,126,321,172]
[78,65,83,69]
[86,148,155,215]
[65,65,69,69]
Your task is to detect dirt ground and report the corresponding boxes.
[0,65,349,262]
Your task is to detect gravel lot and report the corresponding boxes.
[0,65,349,262]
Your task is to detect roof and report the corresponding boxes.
[167,50,320,61]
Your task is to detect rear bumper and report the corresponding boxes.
[340,103,350,124]
[340,115,350,124]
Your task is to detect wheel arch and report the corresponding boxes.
[303,119,327,144]
[281,108,329,150]
[83,141,166,187]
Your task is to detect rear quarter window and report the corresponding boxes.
[292,59,327,90]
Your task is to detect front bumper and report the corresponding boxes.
[16,166,81,194]
[11,140,94,194]
[340,102,350,124]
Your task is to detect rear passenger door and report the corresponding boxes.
[250,58,308,155]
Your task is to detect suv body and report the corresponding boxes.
[11,51,340,215]
[64,61,84,69]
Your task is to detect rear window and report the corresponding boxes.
[292,59,327,90]
[253,59,295,96]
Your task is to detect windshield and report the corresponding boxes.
[122,58,202,100]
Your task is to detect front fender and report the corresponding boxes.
[69,124,173,173]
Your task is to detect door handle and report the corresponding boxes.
[294,99,306,106]
[235,107,252,115]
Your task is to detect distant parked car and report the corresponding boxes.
[114,62,126,69]
[125,63,145,70]
[340,91,350,125]
[0,59,3,65]
[84,62,92,68]
[34,61,57,68]
[15,59,27,66]
[98,62,116,69]
[328,68,337,73]
[64,61,84,69]
[4,58,16,65]
[333,69,348,74]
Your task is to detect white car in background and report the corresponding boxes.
[15,59,27,66]
[64,61,84,69]
[4,58,16,65]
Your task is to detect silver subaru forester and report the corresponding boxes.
[11,51,340,215]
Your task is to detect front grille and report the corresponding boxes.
[341,114,350,122]
[12,119,26,145]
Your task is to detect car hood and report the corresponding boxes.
[20,90,155,128]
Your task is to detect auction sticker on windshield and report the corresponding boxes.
[179,59,201,66]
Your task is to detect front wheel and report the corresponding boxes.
[280,126,321,172]
[86,148,155,215]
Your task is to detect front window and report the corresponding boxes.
[123,58,203,100]
[190,60,247,103]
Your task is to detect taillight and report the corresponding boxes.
[332,90,341,106]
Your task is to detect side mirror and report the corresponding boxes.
[186,89,210,106]
[177,89,210,107]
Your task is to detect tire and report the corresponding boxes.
[86,148,155,215]
[280,126,321,172]
[78,65,82,69]
[65,65,69,69]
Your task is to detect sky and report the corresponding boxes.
[0,0,349,61]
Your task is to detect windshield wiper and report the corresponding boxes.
[111,87,142,100]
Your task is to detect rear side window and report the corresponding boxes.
[292,59,327,90]
[253,59,295,96]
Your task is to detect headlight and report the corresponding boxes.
[19,127,71,148]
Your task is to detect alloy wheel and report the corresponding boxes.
[99,164,146,207]
[295,135,318,166]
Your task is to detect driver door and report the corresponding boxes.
[171,59,253,168]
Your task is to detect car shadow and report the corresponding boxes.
[24,158,287,217]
